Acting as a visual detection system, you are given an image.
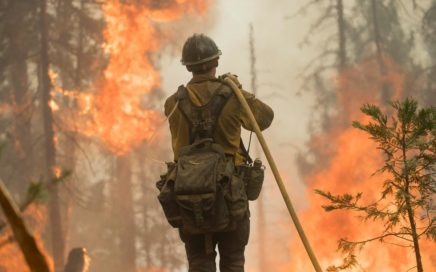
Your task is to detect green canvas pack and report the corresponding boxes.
[157,83,248,234]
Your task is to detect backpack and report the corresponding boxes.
[157,83,248,234]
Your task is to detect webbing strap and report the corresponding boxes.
[240,138,253,164]
[177,84,232,143]
[193,201,204,227]
[177,85,192,125]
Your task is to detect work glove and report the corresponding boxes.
[219,73,242,88]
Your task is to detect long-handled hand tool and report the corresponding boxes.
[223,75,323,272]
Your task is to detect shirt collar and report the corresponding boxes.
[189,74,217,84]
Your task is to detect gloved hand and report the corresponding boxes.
[219,73,242,88]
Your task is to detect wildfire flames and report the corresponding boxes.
[8,0,436,271]
[51,0,210,155]
[1,0,211,271]
[285,56,435,271]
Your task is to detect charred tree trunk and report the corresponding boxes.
[10,42,33,192]
[158,231,167,267]
[137,151,153,268]
[115,154,136,272]
[62,0,85,252]
[336,0,347,70]
[39,0,65,270]
[74,0,85,91]
[401,136,423,272]
[423,2,436,105]
[55,0,84,253]
[6,0,34,196]
[0,180,51,272]
[249,24,258,100]
[371,0,384,72]
[370,0,391,103]
[109,159,122,272]
[249,24,267,272]
[55,0,71,254]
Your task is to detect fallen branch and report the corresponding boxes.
[0,179,51,272]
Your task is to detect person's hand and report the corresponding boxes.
[219,73,242,88]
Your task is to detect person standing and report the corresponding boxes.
[161,33,274,272]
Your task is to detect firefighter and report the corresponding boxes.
[164,33,274,272]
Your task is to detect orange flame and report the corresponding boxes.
[49,0,210,156]
[285,56,435,271]
[2,1,213,271]
[91,0,210,155]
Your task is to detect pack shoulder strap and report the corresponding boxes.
[208,84,233,119]
[177,84,233,143]
[177,85,192,126]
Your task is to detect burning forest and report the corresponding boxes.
[0,0,435,272]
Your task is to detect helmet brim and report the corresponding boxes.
[181,50,222,66]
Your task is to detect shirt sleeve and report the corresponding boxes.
[164,94,177,117]
[240,89,274,131]
[218,73,274,131]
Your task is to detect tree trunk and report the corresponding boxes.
[7,0,34,195]
[10,43,33,192]
[137,151,153,268]
[249,24,268,272]
[39,0,65,270]
[74,0,85,91]
[370,0,392,103]
[405,199,423,272]
[0,180,51,272]
[56,0,84,253]
[115,154,137,272]
[402,135,423,272]
[336,0,347,70]
[371,0,384,72]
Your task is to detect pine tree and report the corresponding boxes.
[316,98,435,272]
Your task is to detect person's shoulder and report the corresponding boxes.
[165,91,178,105]
[164,90,179,116]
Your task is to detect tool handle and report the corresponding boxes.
[223,76,323,272]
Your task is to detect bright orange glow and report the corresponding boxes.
[96,0,210,155]
[0,205,53,272]
[48,100,59,112]
[2,1,213,271]
[53,166,62,179]
[284,56,435,271]
[49,0,210,156]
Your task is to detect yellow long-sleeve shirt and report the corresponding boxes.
[164,74,274,165]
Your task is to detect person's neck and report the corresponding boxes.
[193,69,216,78]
